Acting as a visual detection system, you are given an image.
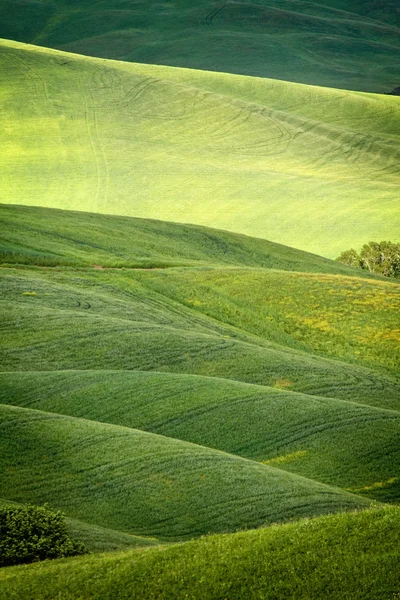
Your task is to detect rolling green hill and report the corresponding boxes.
[2,257,400,407]
[137,266,400,375]
[0,205,399,528]
[1,1,399,592]
[0,404,369,540]
[0,0,399,92]
[0,204,374,275]
[1,370,399,502]
[1,507,399,600]
[1,205,399,593]
[1,40,399,257]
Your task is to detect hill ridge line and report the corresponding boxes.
[2,36,396,100]
[4,291,396,383]
[2,368,399,415]
[0,401,374,499]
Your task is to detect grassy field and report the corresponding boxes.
[0,0,399,92]
[0,206,399,528]
[137,267,400,374]
[1,41,400,257]
[2,261,400,407]
[1,370,399,502]
[1,3,399,594]
[0,404,370,540]
[0,506,399,600]
[0,207,399,593]
[0,204,374,275]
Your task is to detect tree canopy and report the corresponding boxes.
[336,241,400,278]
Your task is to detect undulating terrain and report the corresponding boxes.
[0,0,399,91]
[1,1,399,597]
[1,207,399,539]
[1,39,399,257]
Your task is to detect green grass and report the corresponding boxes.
[1,370,399,502]
[1,41,400,257]
[0,204,373,275]
[135,266,400,374]
[0,206,398,559]
[2,264,399,409]
[0,0,399,92]
[0,404,369,541]
[1,4,399,590]
[0,506,399,600]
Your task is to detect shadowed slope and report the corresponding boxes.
[1,41,399,257]
[0,404,369,540]
[0,0,399,91]
[1,370,399,502]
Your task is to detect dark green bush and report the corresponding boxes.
[0,504,87,567]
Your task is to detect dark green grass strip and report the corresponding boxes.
[0,370,399,502]
[0,0,399,91]
[0,404,370,541]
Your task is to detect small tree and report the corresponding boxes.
[0,504,87,567]
[360,241,400,278]
[336,248,361,268]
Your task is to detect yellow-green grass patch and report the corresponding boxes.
[1,40,400,257]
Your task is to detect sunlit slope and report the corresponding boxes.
[0,204,371,276]
[1,370,399,502]
[0,404,368,540]
[0,498,159,552]
[1,41,400,257]
[2,266,400,409]
[1,507,398,600]
[137,267,400,375]
[0,0,399,91]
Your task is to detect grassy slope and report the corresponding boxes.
[0,207,399,512]
[0,204,373,275]
[0,404,369,540]
[1,370,399,502]
[0,507,399,600]
[1,42,400,257]
[2,264,400,408]
[0,0,399,92]
[1,207,398,543]
[136,267,400,375]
